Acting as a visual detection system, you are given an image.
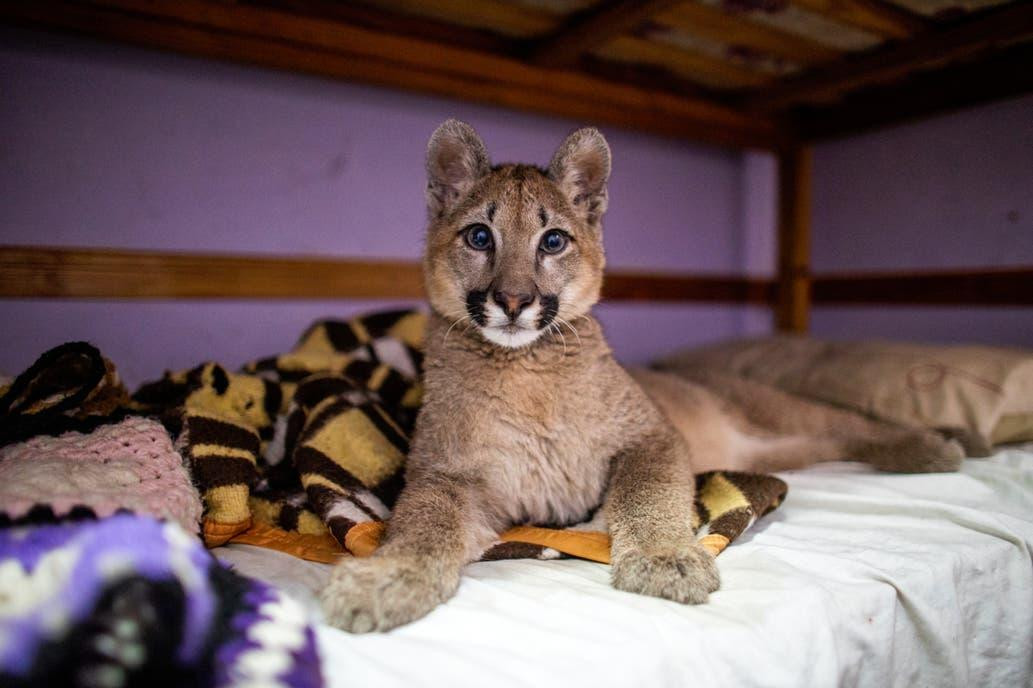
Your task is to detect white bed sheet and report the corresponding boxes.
[216,445,1033,688]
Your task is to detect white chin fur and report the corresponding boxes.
[480,326,543,349]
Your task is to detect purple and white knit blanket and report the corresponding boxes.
[0,513,323,688]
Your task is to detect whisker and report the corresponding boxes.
[443,314,471,346]
[566,310,591,326]
[554,315,582,351]
[548,321,567,357]
[557,300,592,327]
[439,308,470,325]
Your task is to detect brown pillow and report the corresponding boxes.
[655,336,1033,450]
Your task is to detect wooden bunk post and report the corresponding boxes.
[775,145,813,333]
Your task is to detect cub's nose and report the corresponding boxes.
[493,291,534,320]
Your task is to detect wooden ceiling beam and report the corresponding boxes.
[578,55,726,102]
[0,0,780,149]
[249,0,738,103]
[598,36,774,89]
[791,0,928,40]
[243,0,524,55]
[792,40,1033,140]
[530,0,684,69]
[655,2,841,65]
[348,0,561,38]
[744,2,1033,112]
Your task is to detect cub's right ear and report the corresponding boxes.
[426,119,490,219]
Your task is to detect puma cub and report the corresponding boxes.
[320,121,963,633]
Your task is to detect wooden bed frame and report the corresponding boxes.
[2,0,1032,332]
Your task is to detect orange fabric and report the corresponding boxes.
[500,526,613,563]
[345,521,616,562]
[343,521,727,563]
[698,533,729,557]
[217,519,727,564]
[345,521,386,557]
[227,521,347,564]
[203,517,252,547]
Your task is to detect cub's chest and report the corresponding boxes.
[486,418,611,526]
[462,375,618,526]
[468,367,612,450]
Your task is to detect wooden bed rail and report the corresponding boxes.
[2,246,1030,307]
[0,246,773,304]
[812,267,1033,307]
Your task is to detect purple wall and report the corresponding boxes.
[4,28,1029,387]
[1,29,772,385]
[810,94,1033,348]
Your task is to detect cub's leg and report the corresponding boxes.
[606,429,720,604]
[320,471,495,633]
[734,430,964,474]
[676,369,964,474]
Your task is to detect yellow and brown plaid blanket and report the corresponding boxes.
[3,310,787,564]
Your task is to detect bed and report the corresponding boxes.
[217,443,1033,688]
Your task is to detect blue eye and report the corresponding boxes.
[539,229,568,254]
[464,224,493,251]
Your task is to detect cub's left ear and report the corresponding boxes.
[547,127,611,228]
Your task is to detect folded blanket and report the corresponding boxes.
[0,513,322,688]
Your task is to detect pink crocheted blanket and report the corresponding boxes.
[0,416,201,534]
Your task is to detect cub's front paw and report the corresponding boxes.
[320,555,457,633]
[611,544,720,604]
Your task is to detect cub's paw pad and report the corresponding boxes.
[611,546,720,605]
[320,556,452,633]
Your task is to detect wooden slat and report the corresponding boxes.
[578,54,724,102]
[656,2,841,65]
[0,246,777,304]
[0,247,425,300]
[812,267,1033,306]
[745,2,1033,111]
[598,36,773,89]
[775,146,812,332]
[791,0,927,40]
[0,0,778,149]
[82,0,635,104]
[531,0,683,68]
[4,247,1029,307]
[256,0,723,104]
[603,271,774,304]
[793,41,1033,139]
[245,0,525,55]
[351,0,561,38]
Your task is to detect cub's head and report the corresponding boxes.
[423,119,610,349]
